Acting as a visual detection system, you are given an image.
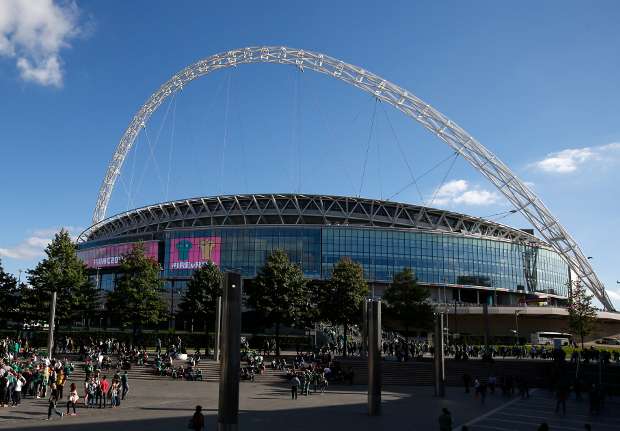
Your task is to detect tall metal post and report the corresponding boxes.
[367,299,382,416]
[483,303,490,347]
[218,273,241,431]
[47,291,57,358]
[362,300,368,358]
[433,313,445,397]
[214,295,222,361]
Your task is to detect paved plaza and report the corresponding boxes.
[1,375,618,431]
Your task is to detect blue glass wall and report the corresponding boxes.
[160,226,568,297]
[164,227,322,279]
[322,227,568,296]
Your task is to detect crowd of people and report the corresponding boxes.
[0,335,132,421]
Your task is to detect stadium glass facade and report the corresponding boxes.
[79,225,569,298]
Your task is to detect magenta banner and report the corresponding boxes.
[78,241,159,268]
[168,236,221,270]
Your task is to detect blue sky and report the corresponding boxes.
[0,1,619,306]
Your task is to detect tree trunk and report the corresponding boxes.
[275,322,281,357]
[343,324,348,358]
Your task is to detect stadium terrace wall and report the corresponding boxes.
[77,195,570,305]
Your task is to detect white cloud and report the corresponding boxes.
[607,289,620,302]
[531,143,620,174]
[454,190,500,206]
[431,179,501,207]
[0,226,82,260]
[0,0,82,87]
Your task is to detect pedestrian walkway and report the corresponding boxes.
[455,389,620,430]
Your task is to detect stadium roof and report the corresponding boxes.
[79,194,545,246]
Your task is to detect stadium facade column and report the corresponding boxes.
[214,295,222,361]
[218,272,241,431]
[361,300,368,358]
[367,299,382,415]
[433,313,445,397]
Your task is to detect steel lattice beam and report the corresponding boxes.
[92,46,615,311]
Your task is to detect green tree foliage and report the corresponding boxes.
[26,230,96,328]
[320,257,368,357]
[106,243,166,336]
[383,268,433,359]
[178,262,222,353]
[0,259,19,327]
[567,280,597,349]
[245,249,309,356]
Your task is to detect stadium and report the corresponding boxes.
[75,193,620,341]
[77,46,620,341]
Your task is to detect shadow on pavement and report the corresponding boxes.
[1,389,498,431]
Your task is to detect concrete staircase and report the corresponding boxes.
[66,359,287,385]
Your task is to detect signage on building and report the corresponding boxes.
[168,236,221,270]
[77,241,159,268]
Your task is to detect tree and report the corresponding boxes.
[0,259,19,328]
[178,262,222,354]
[383,268,433,360]
[106,243,166,338]
[27,230,95,329]
[567,280,597,349]
[245,249,309,356]
[319,257,368,357]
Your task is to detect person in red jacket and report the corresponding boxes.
[99,376,110,409]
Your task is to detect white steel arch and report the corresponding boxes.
[93,46,615,311]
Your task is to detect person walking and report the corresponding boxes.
[121,371,129,400]
[47,384,63,420]
[438,408,452,431]
[66,383,78,416]
[291,375,300,400]
[555,380,569,415]
[189,405,205,430]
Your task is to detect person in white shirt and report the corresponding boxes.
[291,375,300,400]
[14,373,25,405]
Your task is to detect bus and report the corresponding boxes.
[531,331,572,346]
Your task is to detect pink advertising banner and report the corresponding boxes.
[78,241,159,268]
[168,236,221,270]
